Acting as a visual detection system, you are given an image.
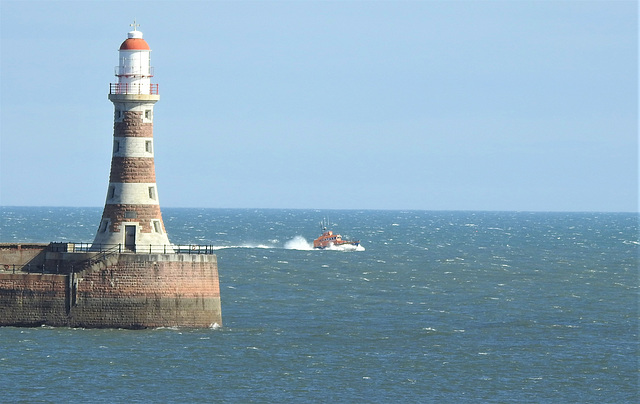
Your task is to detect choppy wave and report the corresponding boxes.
[0,208,637,403]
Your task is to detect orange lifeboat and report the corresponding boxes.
[313,221,360,249]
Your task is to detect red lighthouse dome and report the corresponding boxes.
[119,29,150,50]
[119,38,149,50]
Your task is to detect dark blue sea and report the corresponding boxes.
[0,207,638,402]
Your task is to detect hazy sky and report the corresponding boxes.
[1,1,637,212]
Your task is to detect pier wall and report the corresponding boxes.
[0,243,48,269]
[0,247,221,329]
[0,273,69,326]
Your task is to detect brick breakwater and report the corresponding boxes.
[0,243,221,329]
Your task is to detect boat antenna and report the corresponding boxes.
[321,217,328,231]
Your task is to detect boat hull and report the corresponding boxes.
[313,240,360,249]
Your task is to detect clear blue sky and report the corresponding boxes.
[1,1,637,212]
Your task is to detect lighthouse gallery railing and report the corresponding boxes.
[109,83,159,95]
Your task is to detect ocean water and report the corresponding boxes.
[0,207,637,403]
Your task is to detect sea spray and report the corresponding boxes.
[284,235,314,250]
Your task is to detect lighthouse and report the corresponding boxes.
[0,23,222,330]
[92,22,172,253]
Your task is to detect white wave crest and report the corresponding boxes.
[205,244,274,250]
[326,243,366,252]
[284,236,314,250]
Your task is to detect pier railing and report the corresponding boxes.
[66,243,217,255]
[1,242,217,274]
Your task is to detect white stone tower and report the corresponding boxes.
[92,22,173,253]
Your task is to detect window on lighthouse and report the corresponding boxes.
[100,220,109,233]
[145,141,153,153]
[148,186,156,200]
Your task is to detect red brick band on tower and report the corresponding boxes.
[114,111,154,137]
[101,204,167,234]
[109,158,157,183]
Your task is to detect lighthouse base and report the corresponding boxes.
[0,244,221,329]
